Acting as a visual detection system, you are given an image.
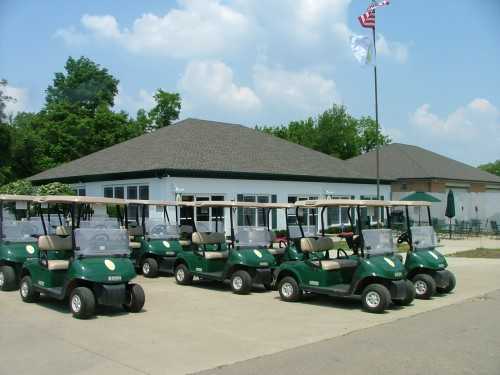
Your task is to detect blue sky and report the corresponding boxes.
[1,0,499,166]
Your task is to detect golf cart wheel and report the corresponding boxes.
[123,284,145,313]
[19,275,39,303]
[412,274,436,299]
[361,284,391,313]
[437,271,456,294]
[70,287,96,319]
[278,276,302,302]
[175,264,193,285]
[0,265,17,291]
[393,280,415,306]
[141,258,159,278]
[230,270,252,295]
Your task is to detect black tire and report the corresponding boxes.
[175,264,193,285]
[437,271,456,294]
[393,280,415,306]
[141,257,159,278]
[0,265,17,291]
[230,270,252,295]
[123,284,145,313]
[278,276,302,302]
[412,273,436,299]
[19,275,39,303]
[361,284,391,313]
[69,287,96,319]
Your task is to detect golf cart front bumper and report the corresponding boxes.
[388,280,408,300]
[253,268,273,285]
[94,284,127,306]
[434,269,452,289]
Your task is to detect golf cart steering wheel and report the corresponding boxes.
[151,224,167,236]
[337,249,349,259]
[90,233,110,249]
[397,232,409,244]
[94,224,107,230]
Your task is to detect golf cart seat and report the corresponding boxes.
[311,259,358,271]
[55,226,71,236]
[179,240,192,246]
[300,237,335,253]
[192,232,229,259]
[268,242,286,255]
[204,250,229,259]
[129,241,141,249]
[38,235,73,271]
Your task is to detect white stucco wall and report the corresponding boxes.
[392,189,500,225]
[76,176,391,231]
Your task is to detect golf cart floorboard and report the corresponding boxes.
[303,283,352,297]
[34,285,64,300]
[196,271,224,281]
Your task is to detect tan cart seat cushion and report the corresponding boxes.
[38,235,73,251]
[204,250,229,260]
[55,226,71,236]
[47,260,70,271]
[192,232,225,245]
[129,241,141,249]
[300,237,335,253]
[179,240,192,247]
[311,259,358,271]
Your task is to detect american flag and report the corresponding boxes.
[358,1,390,29]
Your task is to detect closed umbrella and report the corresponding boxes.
[445,190,456,239]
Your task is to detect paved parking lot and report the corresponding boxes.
[1,257,499,375]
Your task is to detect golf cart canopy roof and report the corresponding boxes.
[194,200,293,209]
[295,199,389,208]
[0,194,37,202]
[37,195,128,205]
[125,199,195,207]
[388,200,432,207]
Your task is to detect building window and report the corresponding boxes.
[287,195,318,227]
[237,194,277,229]
[360,195,385,225]
[179,194,225,231]
[103,184,150,218]
[73,187,86,196]
[326,196,355,226]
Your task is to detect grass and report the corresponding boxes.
[449,248,500,259]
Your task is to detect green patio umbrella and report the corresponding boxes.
[401,192,441,203]
[445,190,456,239]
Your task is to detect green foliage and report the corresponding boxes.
[35,182,75,196]
[478,160,500,176]
[0,79,15,123]
[258,104,391,160]
[147,89,181,131]
[0,179,74,196]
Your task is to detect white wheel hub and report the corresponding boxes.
[176,268,185,281]
[232,276,243,290]
[21,282,29,298]
[142,262,150,275]
[415,280,427,295]
[281,282,294,298]
[0,272,4,287]
[71,294,82,313]
[365,291,381,308]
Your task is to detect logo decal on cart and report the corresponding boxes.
[428,251,439,260]
[26,245,36,254]
[163,241,170,248]
[384,257,395,267]
[104,259,116,271]
[253,250,263,258]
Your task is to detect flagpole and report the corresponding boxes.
[372,10,381,222]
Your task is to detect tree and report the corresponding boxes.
[0,79,15,123]
[45,57,118,113]
[479,160,500,176]
[147,89,181,131]
[0,179,74,196]
[258,104,391,160]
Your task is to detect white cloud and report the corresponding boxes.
[53,26,88,46]
[81,14,121,39]
[253,64,338,114]
[3,85,29,116]
[115,86,156,114]
[179,60,261,113]
[409,98,500,164]
[376,33,409,63]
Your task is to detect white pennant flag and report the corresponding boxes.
[350,35,373,66]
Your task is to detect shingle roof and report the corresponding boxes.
[346,143,500,184]
[30,118,376,183]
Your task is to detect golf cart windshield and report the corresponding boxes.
[80,219,120,230]
[74,228,130,257]
[146,219,179,239]
[236,228,271,248]
[410,226,438,250]
[362,229,395,256]
[288,225,317,239]
[196,221,224,233]
[1,220,43,243]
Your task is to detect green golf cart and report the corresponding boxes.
[19,195,145,319]
[390,200,456,299]
[274,199,414,313]
[126,199,195,277]
[174,200,277,294]
[0,194,43,291]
